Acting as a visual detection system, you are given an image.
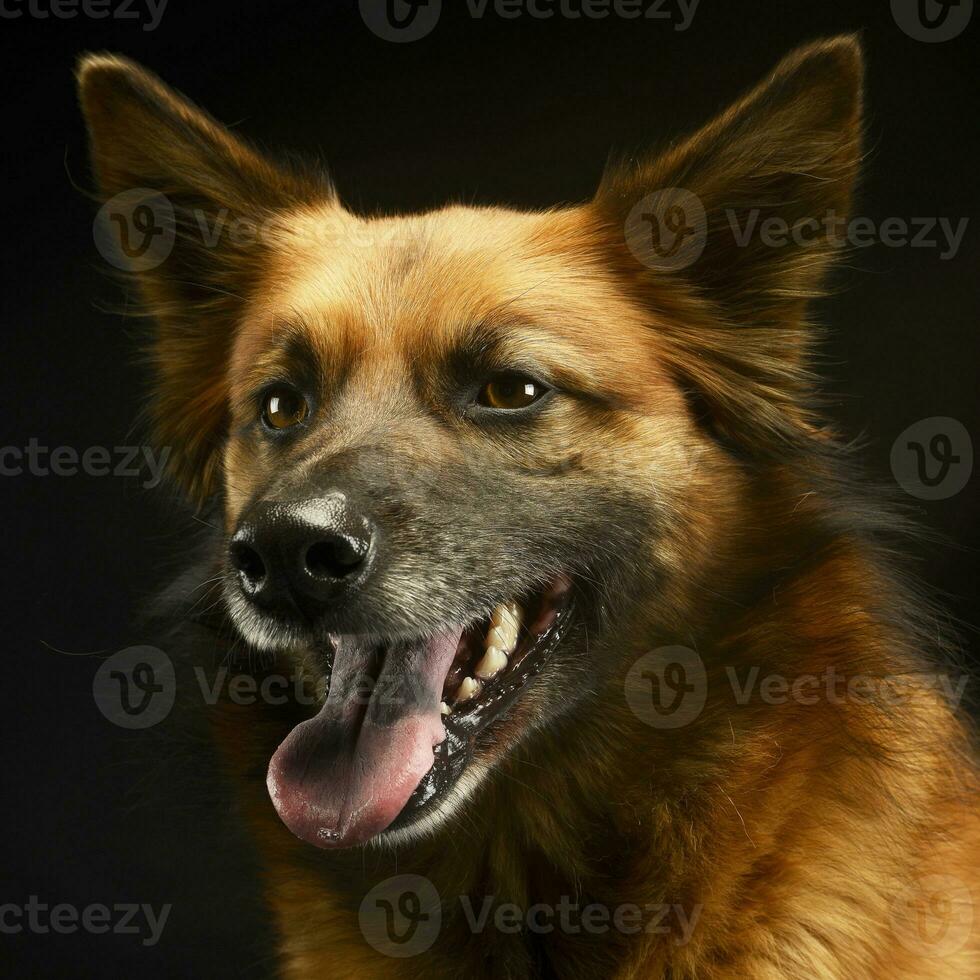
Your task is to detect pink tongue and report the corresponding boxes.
[266,629,463,848]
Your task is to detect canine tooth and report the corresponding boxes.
[489,602,522,651]
[475,644,508,680]
[454,676,481,702]
[440,701,451,716]
[491,600,522,628]
[487,623,518,654]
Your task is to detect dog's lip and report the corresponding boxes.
[431,592,575,735]
[438,575,574,724]
[386,578,575,835]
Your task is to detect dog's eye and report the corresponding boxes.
[477,375,547,411]
[262,387,309,430]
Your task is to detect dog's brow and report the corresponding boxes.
[266,319,320,362]
[447,322,506,366]
[238,319,326,396]
[436,321,622,408]
[439,321,551,381]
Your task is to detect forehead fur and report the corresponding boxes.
[232,203,673,403]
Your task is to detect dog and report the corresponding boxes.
[78,35,979,978]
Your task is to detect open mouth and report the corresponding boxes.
[265,575,573,849]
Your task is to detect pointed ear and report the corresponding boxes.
[593,36,864,454]
[77,54,333,505]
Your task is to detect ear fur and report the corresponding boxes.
[77,54,333,505]
[593,36,864,455]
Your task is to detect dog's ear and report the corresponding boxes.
[593,36,863,454]
[77,54,332,505]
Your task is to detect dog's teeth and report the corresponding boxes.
[475,644,508,680]
[454,676,481,702]
[487,624,518,654]
[440,701,451,716]
[491,600,522,628]
[488,601,521,653]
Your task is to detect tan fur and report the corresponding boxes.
[79,36,979,979]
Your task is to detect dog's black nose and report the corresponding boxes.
[229,495,375,616]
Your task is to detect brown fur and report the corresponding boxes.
[79,36,979,979]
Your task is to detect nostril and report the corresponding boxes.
[231,541,266,586]
[305,538,365,581]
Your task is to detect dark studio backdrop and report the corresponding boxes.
[1,0,978,975]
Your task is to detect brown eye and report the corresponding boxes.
[477,375,547,410]
[262,387,309,430]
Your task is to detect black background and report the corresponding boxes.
[2,0,978,975]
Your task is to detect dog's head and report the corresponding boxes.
[79,37,862,848]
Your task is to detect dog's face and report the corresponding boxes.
[222,204,706,848]
[79,37,861,848]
